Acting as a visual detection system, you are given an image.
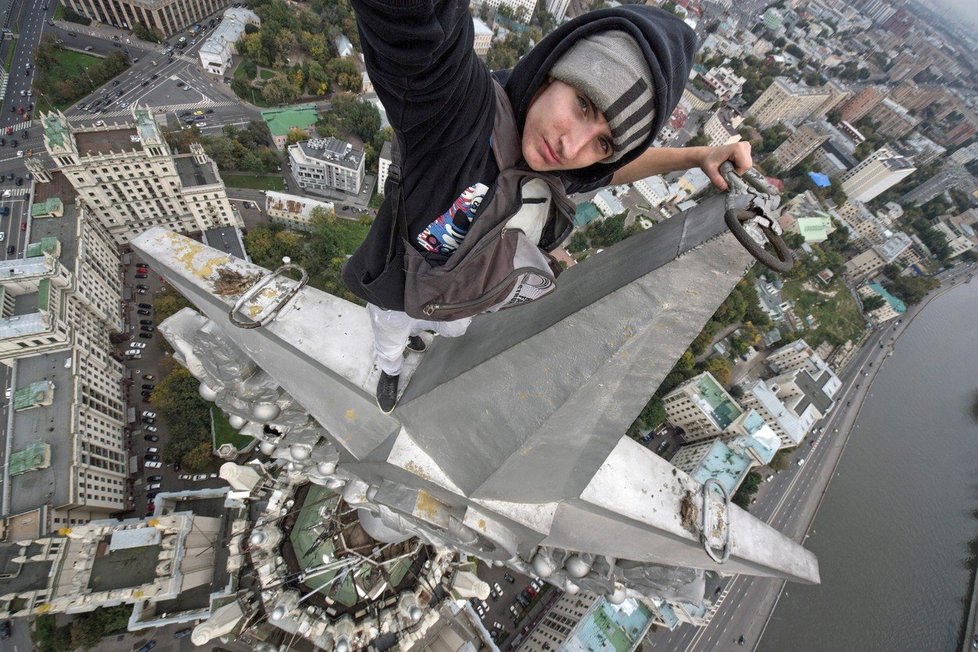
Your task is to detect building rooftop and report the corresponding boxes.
[690,439,752,496]
[0,543,52,595]
[261,105,319,138]
[569,598,655,651]
[692,373,742,430]
[74,127,142,158]
[203,227,247,261]
[201,7,259,56]
[9,350,75,513]
[87,538,161,591]
[174,155,220,188]
[294,137,365,170]
[867,282,906,313]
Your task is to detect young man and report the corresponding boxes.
[343,2,753,413]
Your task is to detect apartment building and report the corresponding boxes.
[377,140,392,197]
[900,160,977,207]
[746,78,833,128]
[837,200,887,246]
[64,0,231,38]
[38,109,240,245]
[704,107,743,148]
[838,85,886,124]
[866,98,918,140]
[1,194,127,532]
[518,591,656,652]
[840,147,916,203]
[264,191,335,231]
[769,122,831,171]
[475,0,535,21]
[471,16,493,57]
[858,282,906,324]
[844,231,913,279]
[288,137,366,197]
[663,372,743,444]
[934,220,977,259]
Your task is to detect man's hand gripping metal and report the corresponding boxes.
[720,162,795,273]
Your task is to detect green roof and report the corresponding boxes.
[867,282,906,313]
[37,278,50,312]
[14,381,55,411]
[9,442,51,476]
[260,105,319,137]
[693,373,742,430]
[796,216,832,243]
[31,198,63,218]
[26,237,60,259]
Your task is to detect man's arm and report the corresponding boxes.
[610,142,753,190]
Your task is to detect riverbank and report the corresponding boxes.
[754,266,976,651]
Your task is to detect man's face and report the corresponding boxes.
[522,78,614,172]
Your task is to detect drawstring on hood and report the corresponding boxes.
[500,6,697,185]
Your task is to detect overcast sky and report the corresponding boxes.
[928,0,978,29]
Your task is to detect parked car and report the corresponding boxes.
[6,245,14,254]
[132,342,147,348]
[139,333,153,339]
[192,473,208,481]
[143,374,155,381]
[174,628,193,639]
[137,309,151,316]
[125,348,140,356]
[144,435,159,442]
[142,384,154,390]
[503,573,515,583]
[178,473,193,480]
[135,273,148,279]
[140,326,154,332]
[136,639,157,652]
[144,454,160,461]
[147,475,162,482]
[143,411,157,418]
[138,302,152,309]
[140,319,153,325]
[146,482,161,491]
[0,620,11,639]
[145,425,159,433]
[145,460,163,469]
[136,284,149,290]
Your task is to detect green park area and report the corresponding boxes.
[781,278,866,347]
[212,408,254,451]
[33,34,129,112]
[221,173,286,191]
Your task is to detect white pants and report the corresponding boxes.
[367,304,471,375]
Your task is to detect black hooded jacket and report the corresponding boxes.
[342,0,696,311]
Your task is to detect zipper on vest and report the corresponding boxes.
[421,265,556,317]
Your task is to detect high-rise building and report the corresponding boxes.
[769,122,831,171]
[866,98,919,139]
[837,85,886,124]
[746,78,834,128]
[0,194,127,530]
[198,7,260,77]
[545,0,571,22]
[662,372,743,444]
[900,160,977,207]
[837,200,888,246]
[63,0,231,37]
[704,107,744,148]
[840,146,916,202]
[37,108,240,245]
[477,0,536,21]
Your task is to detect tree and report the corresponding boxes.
[153,367,212,464]
[770,449,792,471]
[884,275,938,306]
[861,295,886,312]
[154,287,192,322]
[182,441,216,472]
[705,357,733,387]
[262,75,299,105]
[638,397,667,429]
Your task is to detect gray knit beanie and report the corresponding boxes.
[550,31,656,163]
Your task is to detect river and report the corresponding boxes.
[759,279,978,652]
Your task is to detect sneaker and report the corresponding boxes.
[376,371,399,414]
[406,335,427,353]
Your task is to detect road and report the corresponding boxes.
[0,0,57,128]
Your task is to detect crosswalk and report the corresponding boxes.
[67,100,236,121]
[1,187,30,197]
[0,69,8,102]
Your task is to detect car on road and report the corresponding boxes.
[137,309,152,316]
[174,628,193,639]
[15,150,22,157]
[84,45,93,51]
[205,108,214,114]
[6,245,14,255]
[196,122,207,128]
[144,435,159,442]
[136,639,157,652]
[797,458,805,466]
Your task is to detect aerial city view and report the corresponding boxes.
[0,0,976,650]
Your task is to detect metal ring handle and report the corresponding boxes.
[228,264,308,329]
[725,209,795,273]
[701,478,731,564]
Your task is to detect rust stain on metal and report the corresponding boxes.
[404,460,430,481]
[165,232,228,279]
[679,491,698,533]
[477,519,487,532]
[415,490,442,522]
[344,409,357,421]
[214,267,261,296]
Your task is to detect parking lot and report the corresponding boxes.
[469,562,559,647]
[119,257,225,519]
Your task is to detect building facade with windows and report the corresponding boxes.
[663,372,743,444]
[264,191,335,231]
[840,146,916,203]
[199,7,260,77]
[37,108,240,245]
[288,137,365,197]
[0,196,128,531]
[64,0,231,38]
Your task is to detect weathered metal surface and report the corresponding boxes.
[131,195,818,617]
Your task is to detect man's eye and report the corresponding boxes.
[578,96,588,115]
[599,138,611,155]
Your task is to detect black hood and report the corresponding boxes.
[499,6,697,186]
